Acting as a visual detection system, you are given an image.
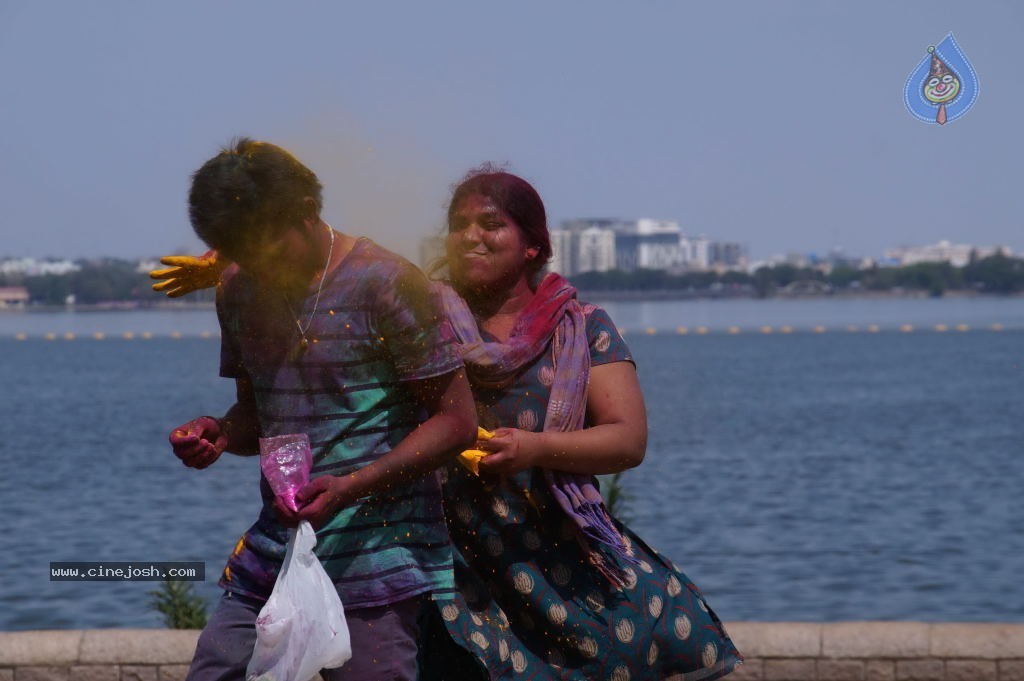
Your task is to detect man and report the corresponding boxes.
[170,138,476,680]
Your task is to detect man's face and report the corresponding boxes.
[226,223,317,292]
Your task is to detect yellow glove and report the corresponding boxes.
[457,427,494,476]
[149,250,228,298]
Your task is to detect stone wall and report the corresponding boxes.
[1,622,1023,680]
[726,623,1024,681]
[0,629,197,681]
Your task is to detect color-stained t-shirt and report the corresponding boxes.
[216,238,462,608]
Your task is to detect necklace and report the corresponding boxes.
[285,225,335,362]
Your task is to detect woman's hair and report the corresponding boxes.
[444,165,552,275]
[188,137,323,256]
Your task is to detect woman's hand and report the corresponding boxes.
[478,427,544,476]
[472,362,648,477]
[149,250,227,297]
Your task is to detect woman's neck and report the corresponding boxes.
[463,276,535,342]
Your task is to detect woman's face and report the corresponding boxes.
[447,193,533,294]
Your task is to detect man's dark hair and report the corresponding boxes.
[188,138,323,256]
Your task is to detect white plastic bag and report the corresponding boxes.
[246,520,352,681]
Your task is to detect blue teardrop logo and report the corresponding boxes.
[904,33,979,125]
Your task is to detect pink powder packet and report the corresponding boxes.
[259,433,313,512]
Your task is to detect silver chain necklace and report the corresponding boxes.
[285,225,335,362]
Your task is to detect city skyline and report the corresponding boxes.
[2,2,1021,262]
[3,232,1014,273]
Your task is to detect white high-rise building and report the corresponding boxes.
[679,235,711,270]
[548,229,574,276]
[552,218,746,276]
[577,227,616,274]
[614,219,684,271]
[551,219,623,276]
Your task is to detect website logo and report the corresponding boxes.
[904,33,979,125]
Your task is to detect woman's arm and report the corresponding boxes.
[150,250,227,297]
[479,360,647,476]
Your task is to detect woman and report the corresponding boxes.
[418,168,741,680]
[152,168,742,680]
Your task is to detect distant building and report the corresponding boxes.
[136,259,162,274]
[884,240,1012,268]
[614,219,685,271]
[750,248,874,274]
[551,219,624,276]
[708,241,746,269]
[576,227,617,274]
[0,286,29,308]
[551,218,746,276]
[680,235,711,270]
[549,229,574,276]
[0,258,80,276]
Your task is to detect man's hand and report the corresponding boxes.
[150,251,227,298]
[274,475,353,531]
[169,416,227,469]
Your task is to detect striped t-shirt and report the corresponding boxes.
[215,238,462,608]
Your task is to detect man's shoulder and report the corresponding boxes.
[344,238,429,288]
[217,262,255,308]
[349,238,419,270]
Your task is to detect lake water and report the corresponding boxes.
[1,297,1022,630]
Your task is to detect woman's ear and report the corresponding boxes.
[526,247,539,258]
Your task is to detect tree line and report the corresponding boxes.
[0,259,216,306]
[3,253,1023,305]
[570,253,1024,298]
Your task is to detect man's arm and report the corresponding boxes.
[169,376,261,468]
[218,376,261,455]
[279,368,476,529]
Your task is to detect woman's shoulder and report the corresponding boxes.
[579,301,619,333]
[578,301,633,365]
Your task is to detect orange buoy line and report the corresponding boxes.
[614,323,1014,335]
[2,324,1016,340]
[3,332,220,340]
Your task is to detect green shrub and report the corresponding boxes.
[148,577,208,629]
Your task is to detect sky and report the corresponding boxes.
[1,1,1022,264]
